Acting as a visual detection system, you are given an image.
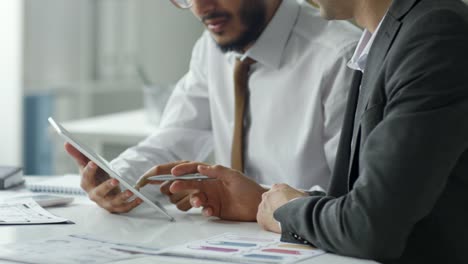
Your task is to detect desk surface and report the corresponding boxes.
[0,177,378,264]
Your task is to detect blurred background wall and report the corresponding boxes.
[0,1,23,167]
[3,0,467,175]
[22,0,203,175]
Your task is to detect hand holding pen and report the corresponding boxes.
[134,161,214,212]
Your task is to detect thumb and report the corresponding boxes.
[169,165,230,193]
[64,142,88,168]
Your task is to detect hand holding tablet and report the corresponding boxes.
[48,117,175,221]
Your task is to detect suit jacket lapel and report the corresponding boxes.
[347,11,404,187]
[328,71,362,197]
[390,0,421,19]
[335,0,422,193]
[350,0,420,141]
[351,16,402,134]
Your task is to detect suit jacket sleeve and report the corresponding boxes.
[274,9,468,260]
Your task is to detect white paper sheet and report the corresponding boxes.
[0,198,70,225]
[0,234,161,264]
[159,232,325,264]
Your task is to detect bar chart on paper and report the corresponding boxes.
[159,233,325,264]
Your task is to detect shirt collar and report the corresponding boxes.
[233,0,301,69]
[347,15,386,72]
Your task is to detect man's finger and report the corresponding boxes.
[272,183,288,190]
[89,178,120,201]
[169,180,204,194]
[190,192,208,208]
[64,142,89,168]
[81,162,103,191]
[196,165,230,180]
[108,198,143,214]
[171,162,209,176]
[143,160,190,178]
[111,189,135,206]
[160,181,172,196]
[176,196,192,212]
[135,178,166,190]
[169,191,190,204]
[135,161,190,189]
[116,198,143,213]
[202,206,214,217]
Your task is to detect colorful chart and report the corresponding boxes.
[159,232,324,264]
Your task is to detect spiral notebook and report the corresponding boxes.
[27,175,86,196]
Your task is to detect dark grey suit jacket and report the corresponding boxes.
[274,0,468,263]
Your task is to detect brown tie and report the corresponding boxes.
[231,58,255,172]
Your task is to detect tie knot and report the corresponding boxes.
[236,57,256,67]
[235,57,256,75]
[241,57,256,66]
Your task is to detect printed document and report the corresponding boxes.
[0,234,160,264]
[159,232,325,264]
[0,198,70,225]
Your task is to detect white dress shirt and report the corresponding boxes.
[111,0,361,193]
[347,17,386,72]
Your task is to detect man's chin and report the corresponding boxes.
[209,27,261,53]
[211,35,245,53]
[210,33,233,45]
[216,42,245,53]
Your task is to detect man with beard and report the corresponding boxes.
[65,0,360,216]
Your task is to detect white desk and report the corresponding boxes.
[0,177,379,264]
[61,110,156,154]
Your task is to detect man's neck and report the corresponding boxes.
[354,0,392,33]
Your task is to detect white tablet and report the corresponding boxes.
[48,117,175,222]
